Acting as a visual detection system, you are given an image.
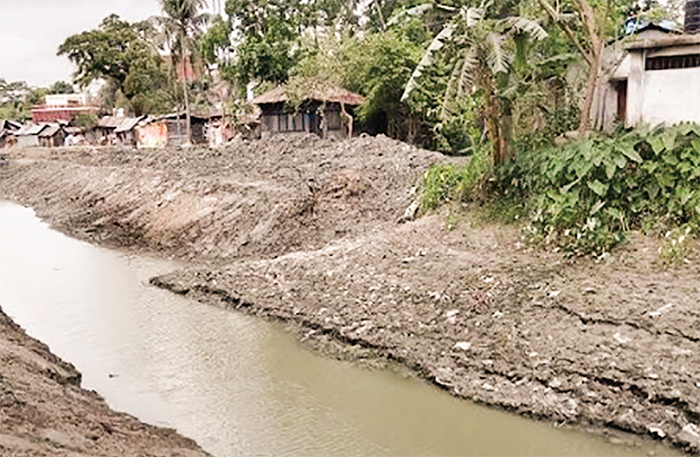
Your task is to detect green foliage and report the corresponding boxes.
[419,143,492,211]
[49,81,74,94]
[0,79,30,121]
[431,96,483,155]
[343,28,425,141]
[156,0,209,61]
[499,123,700,256]
[59,15,159,87]
[199,15,231,65]
[73,113,98,131]
[657,226,694,263]
[59,14,175,115]
[225,0,308,89]
[285,37,347,107]
[26,87,50,106]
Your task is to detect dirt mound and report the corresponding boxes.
[1,135,448,261]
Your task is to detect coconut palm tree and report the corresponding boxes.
[155,0,209,145]
[402,1,547,166]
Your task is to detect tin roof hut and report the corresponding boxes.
[599,4,700,130]
[38,124,66,148]
[251,86,365,139]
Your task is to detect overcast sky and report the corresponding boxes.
[0,0,195,87]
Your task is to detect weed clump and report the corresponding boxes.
[419,145,491,212]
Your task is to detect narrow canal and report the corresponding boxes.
[0,202,676,456]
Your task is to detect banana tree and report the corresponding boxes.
[401,1,547,166]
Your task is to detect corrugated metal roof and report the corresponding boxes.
[98,116,124,129]
[0,120,22,131]
[38,124,63,137]
[115,116,144,133]
[626,31,700,50]
[251,86,366,106]
[17,123,49,136]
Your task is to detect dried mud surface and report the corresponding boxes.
[2,135,700,455]
[0,305,209,457]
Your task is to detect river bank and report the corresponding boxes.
[0,304,209,457]
[1,137,699,455]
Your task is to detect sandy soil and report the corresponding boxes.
[2,136,700,455]
[0,305,209,457]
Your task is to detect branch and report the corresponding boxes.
[372,0,387,31]
[574,0,597,43]
[434,2,457,12]
[536,0,592,65]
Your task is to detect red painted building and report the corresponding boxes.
[31,94,99,124]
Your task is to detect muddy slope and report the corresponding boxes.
[0,305,209,457]
[151,219,700,455]
[2,138,700,455]
[0,135,446,261]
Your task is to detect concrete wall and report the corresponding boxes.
[626,52,646,127]
[45,94,87,107]
[16,135,39,148]
[640,67,700,126]
[625,48,700,127]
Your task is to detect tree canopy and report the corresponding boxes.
[58,14,174,115]
[47,0,680,158]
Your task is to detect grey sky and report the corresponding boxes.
[0,1,165,87]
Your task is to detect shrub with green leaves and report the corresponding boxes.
[420,144,492,211]
[499,123,700,256]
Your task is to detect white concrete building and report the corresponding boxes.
[44,93,87,107]
[610,28,700,128]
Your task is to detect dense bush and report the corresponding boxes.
[498,123,700,256]
[419,123,700,257]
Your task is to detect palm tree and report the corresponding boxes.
[402,1,547,166]
[155,0,209,145]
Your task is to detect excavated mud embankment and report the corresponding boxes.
[2,135,700,455]
[0,305,209,457]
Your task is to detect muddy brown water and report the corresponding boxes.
[0,201,679,457]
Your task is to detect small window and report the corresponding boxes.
[646,54,700,70]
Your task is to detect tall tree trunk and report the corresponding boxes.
[537,0,606,134]
[181,47,192,145]
[578,25,604,134]
[484,77,504,167]
[182,76,192,144]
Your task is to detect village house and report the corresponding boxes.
[15,123,47,147]
[15,122,66,148]
[38,124,65,148]
[0,120,22,148]
[136,113,211,148]
[251,86,365,139]
[96,115,144,146]
[604,3,700,128]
